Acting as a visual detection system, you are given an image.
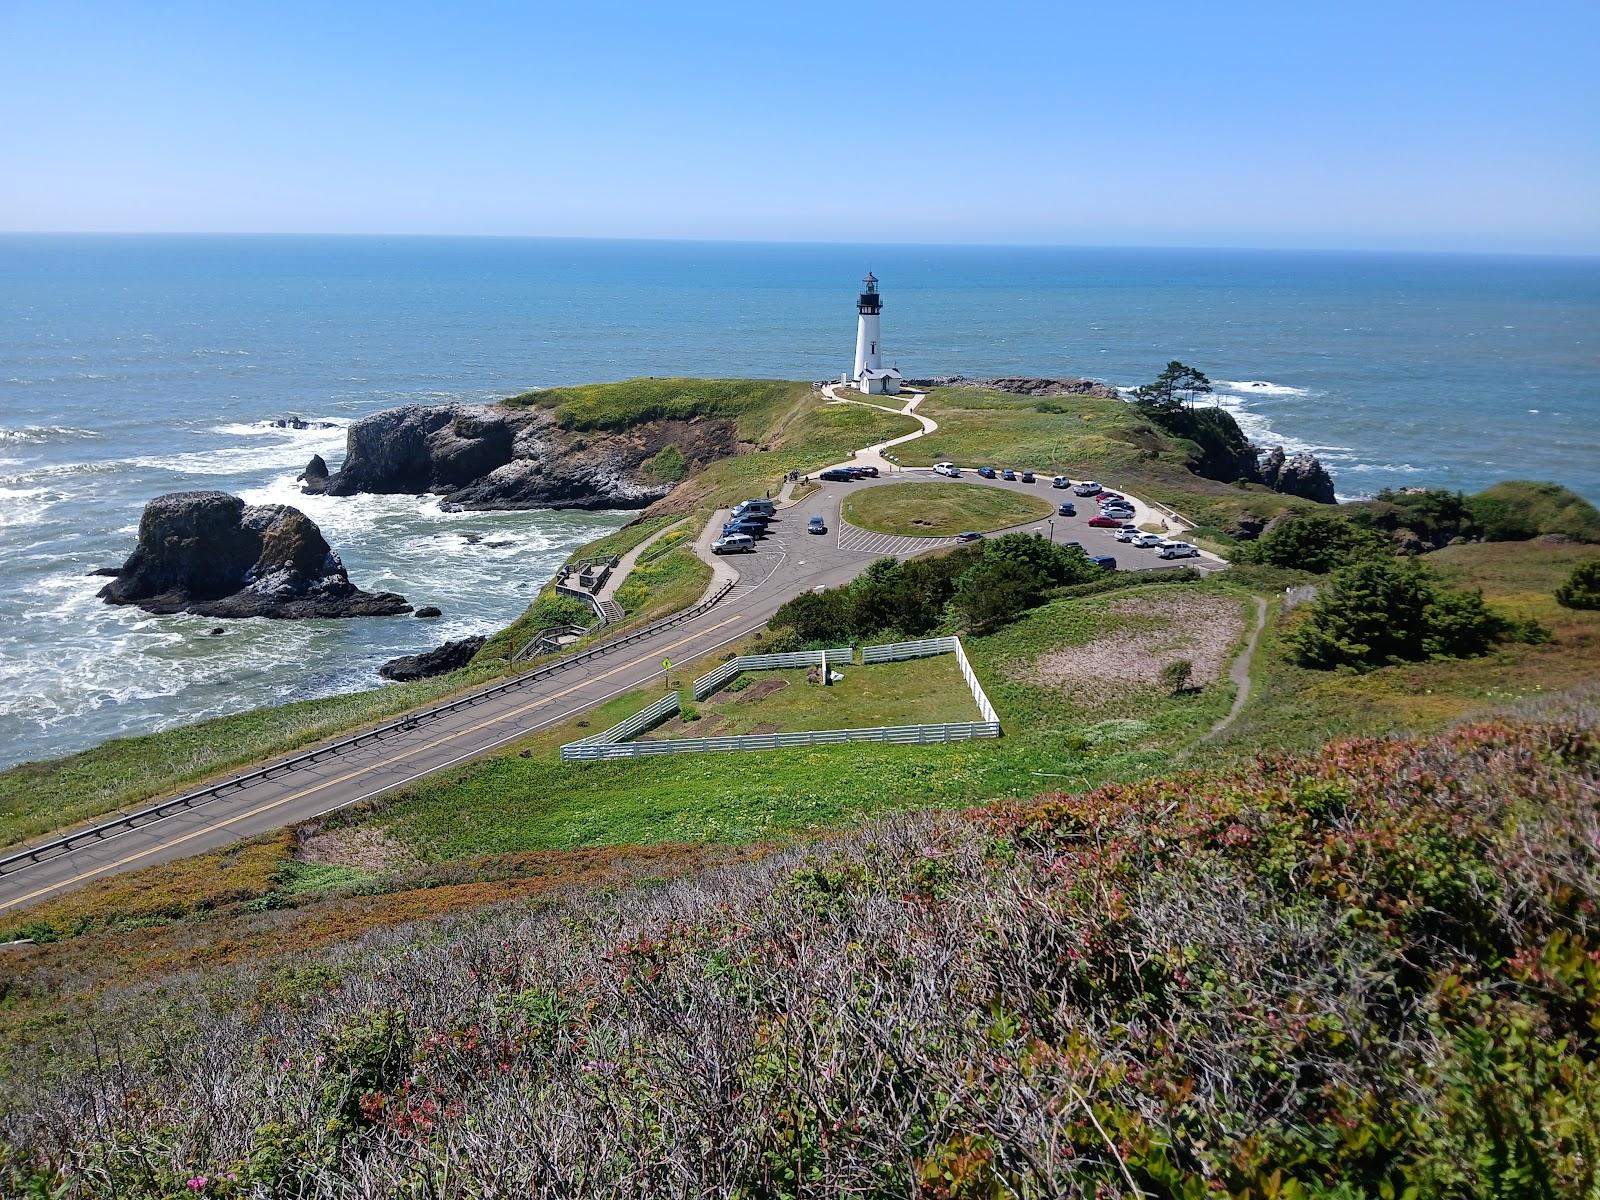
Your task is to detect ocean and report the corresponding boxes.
[1,235,1597,770]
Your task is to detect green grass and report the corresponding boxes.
[501,377,814,439]
[564,513,680,565]
[362,581,1245,862]
[842,481,1053,536]
[1209,539,1600,759]
[644,654,978,739]
[0,666,506,849]
[613,545,712,622]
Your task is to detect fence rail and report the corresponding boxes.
[572,692,682,748]
[861,636,959,664]
[562,720,1001,761]
[0,575,738,879]
[692,647,855,700]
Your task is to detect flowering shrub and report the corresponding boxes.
[1,713,1596,1197]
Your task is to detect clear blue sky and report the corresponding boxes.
[2,0,1596,253]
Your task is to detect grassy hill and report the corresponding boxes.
[4,709,1595,1197]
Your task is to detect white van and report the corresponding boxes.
[712,533,757,554]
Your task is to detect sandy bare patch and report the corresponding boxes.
[1026,594,1245,692]
[296,826,415,872]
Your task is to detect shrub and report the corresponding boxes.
[1160,659,1194,694]
[1241,511,1391,573]
[1466,480,1600,543]
[1556,559,1600,610]
[1347,487,1480,547]
[1288,560,1517,670]
[950,557,1042,634]
[640,444,688,483]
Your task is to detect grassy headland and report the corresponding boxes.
[841,480,1053,535]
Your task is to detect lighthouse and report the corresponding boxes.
[850,272,902,395]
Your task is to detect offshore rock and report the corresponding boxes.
[379,635,486,682]
[316,404,735,511]
[98,491,411,619]
[415,606,443,619]
[1257,446,1337,504]
[297,453,330,494]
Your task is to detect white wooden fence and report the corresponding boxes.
[559,635,1002,762]
[692,647,856,700]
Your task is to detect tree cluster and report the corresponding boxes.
[1239,511,1392,574]
[1556,558,1600,610]
[1131,360,1213,413]
[770,534,1105,642]
[1289,559,1541,670]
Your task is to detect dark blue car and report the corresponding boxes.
[1057,502,1076,516]
[977,466,997,479]
[1090,555,1117,571]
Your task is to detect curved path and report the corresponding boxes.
[1191,595,1269,751]
[1,386,1229,913]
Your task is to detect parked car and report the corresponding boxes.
[1090,555,1117,571]
[933,462,961,477]
[854,465,880,478]
[735,499,776,515]
[1000,468,1016,481]
[956,531,984,542]
[712,534,756,554]
[977,466,997,479]
[1051,475,1071,489]
[1159,542,1201,559]
[1073,481,1103,496]
[819,467,857,482]
[1021,470,1035,484]
[1115,527,1140,543]
[1057,502,1076,516]
[1134,533,1166,548]
[807,515,826,534]
[726,511,769,528]
[722,520,766,538]
[1094,491,1124,503]
[1101,505,1135,520]
[1087,515,1123,528]
[1064,540,1084,550]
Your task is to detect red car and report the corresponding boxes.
[1087,514,1124,528]
[1094,490,1124,503]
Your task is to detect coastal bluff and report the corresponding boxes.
[306,403,735,510]
[97,491,411,619]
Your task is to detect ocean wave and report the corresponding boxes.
[0,486,58,528]
[134,418,349,476]
[1217,379,1312,397]
[0,424,103,443]
[210,417,350,438]
[0,459,124,488]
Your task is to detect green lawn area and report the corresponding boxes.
[614,544,712,623]
[842,481,1053,536]
[358,579,1248,862]
[642,653,978,740]
[564,513,680,565]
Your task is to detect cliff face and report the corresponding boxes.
[98,491,411,619]
[316,404,736,511]
[1258,446,1337,504]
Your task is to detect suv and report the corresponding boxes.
[1020,470,1035,484]
[1051,475,1071,489]
[712,533,756,554]
[1114,527,1140,543]
[1056,501,1076,516]
[807,515,826,534]
[722,519,766,538]
[933,462,961,477]
[1090,555,1117,570]
[1001,468,1017,481]
[1159,542,1200,559]
[735,499,776,516]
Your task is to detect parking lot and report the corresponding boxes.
[715,470,1225,575]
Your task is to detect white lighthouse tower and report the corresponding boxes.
[851,272,901,395]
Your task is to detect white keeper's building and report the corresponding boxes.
[847,272,902,395]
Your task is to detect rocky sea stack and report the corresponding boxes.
[378,635,486,681]
[309,403,735,511]
[98,491,410,619]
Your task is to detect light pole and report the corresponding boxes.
[1046,518,1054,543]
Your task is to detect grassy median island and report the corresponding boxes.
[842,481,1054,536]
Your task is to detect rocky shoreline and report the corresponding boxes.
[97,491,411,620]
[300,402,737,511]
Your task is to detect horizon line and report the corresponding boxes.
[1,230,1597,262]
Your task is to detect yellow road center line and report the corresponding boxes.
[1,614,746,913]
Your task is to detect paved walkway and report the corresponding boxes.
[594,517,690,605]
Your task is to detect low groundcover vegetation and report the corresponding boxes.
[2,710,1596,1197]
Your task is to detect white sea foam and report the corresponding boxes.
[0,486,57,528]
[135,418,349,476]
[0,424,103,443]
[1216,380,1312,397]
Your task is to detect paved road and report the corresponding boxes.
[0,446,1221,913]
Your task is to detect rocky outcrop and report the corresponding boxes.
[1258,447,1337,504]
[315,404,735,511]
[378,635,486,681]
[905,376,1123,401]
[297,453,330,494]
[414,606,443,619]
[98,491,411,619]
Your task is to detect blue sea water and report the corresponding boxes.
[1,235,1596,769]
